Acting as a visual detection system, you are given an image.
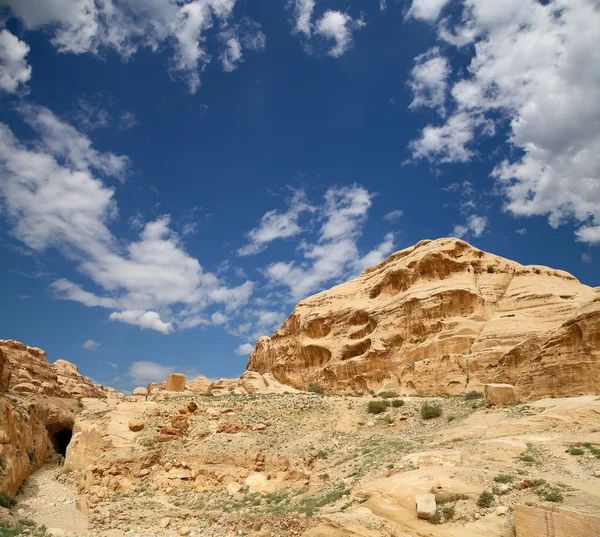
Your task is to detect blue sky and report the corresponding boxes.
[0,0,598,391]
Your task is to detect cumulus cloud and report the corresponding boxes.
[1,0,263,93]
[0,29,32,93]
[407,0,452,21]
[408,47,449,115]
[452,215,488,239]
[407,0,600,244]
[383,209,403,222]
[82,339,101,350]
[109,310,174,334]
[265,186,394,301]
[219,21,266,72]
[291,0,315,36]
[234,343,254,355]
[315,10,365,57]
[126,361,175,385]
[0,105,254,334]
[289,2,364,57]
[238,190,314,256]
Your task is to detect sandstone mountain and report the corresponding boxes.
[0,339,114,398]
[247,238,600,399]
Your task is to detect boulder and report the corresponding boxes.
[484,384,519,405]
[416,493,437,519]
[165,373,186,392]
[226,482,242,496]
[128,419,144,432]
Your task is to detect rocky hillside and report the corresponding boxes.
[247,238,600,399]
[0,339,113,398]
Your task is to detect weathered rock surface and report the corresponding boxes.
[0,340,115,398]
[53,359,107,398]
[165,373,186,392]
[415,493,436,519]
[0,394,77,496]
[484,383,519,405]
[148,371,297,397]
[247,238,600,399]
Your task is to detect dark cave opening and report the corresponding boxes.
[50,428,73,457]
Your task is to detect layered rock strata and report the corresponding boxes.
[247,238,600,399]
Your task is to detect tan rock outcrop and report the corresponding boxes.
[186,375,211,393]
[165,373,186,392]
[247,238,599,399]
[484,383,519,405]
[0,340,118,399]
[53,359,107,398]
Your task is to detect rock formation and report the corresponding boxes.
[147,371,297,397]
[0,340,112,398]
[247,238,600,399]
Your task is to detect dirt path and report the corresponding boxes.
[16,463,88,535]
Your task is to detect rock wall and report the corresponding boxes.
[515,504,600,537]
[0,394,77,496]
[0,340,112,398]
[247,238,600,399]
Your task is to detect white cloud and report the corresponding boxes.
[452,214,488,239]
[0,29,32,94]
[383,209,403,222]
[0,105,254,334]
[219,22,265,72]
[235,342,254,355]
[408,0,600,244]
[126,361,175,385]
[315,10,365,57]
[407,0,451,21]
[109,310,174,334]
[1,0,261,93]
[238,190,314,256]
[210,311,228,325]
[355,232,395,272]
[82,339,101,350]
[265,185,394,301]
[581,253,592,264]
[408,47,449,115]
[291,0,316,36]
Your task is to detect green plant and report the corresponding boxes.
[76,397,83,409]
[308,384,325,395]
[543,488,564,503]
[442,504,456,520]
[420,402,443,420]
[494,474,515,484]
[0,491,15,509]
[566,446,584,456]
[427,511,443,525]
[464,391,483,400]
[367,400,390,414]
[391,399,404,408]
[378,391,398,399]
[477,490,494,508]
[584,443,600,458]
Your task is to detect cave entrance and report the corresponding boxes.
[49,427,73,457]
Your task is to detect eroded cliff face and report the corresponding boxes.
[247,238,599,399]
[0,340,110,398]
[0,394,77,496]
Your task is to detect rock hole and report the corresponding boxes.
[49,427,73,457]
